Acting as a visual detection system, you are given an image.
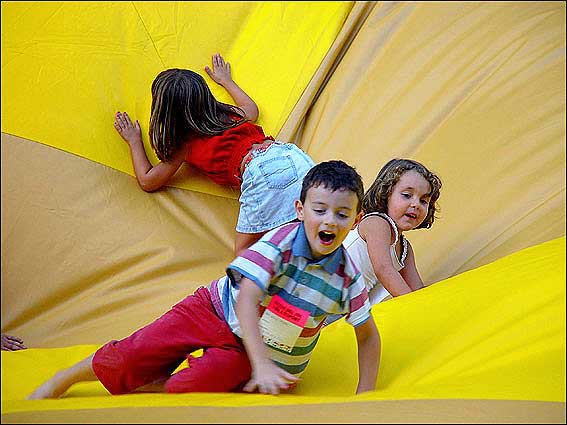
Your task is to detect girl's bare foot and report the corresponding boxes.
[114,111,142,145]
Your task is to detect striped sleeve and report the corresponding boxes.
[227,222,298,291]
[227,241,281,292]
[345,272,371,327]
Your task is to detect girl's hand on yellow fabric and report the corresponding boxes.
[205,53,232,87]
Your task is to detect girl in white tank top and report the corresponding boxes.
[327,159,442,325]
[343,212,407,305]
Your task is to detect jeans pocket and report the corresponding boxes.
[258,155,298,190]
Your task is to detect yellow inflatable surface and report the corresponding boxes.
[2,237,565,420]
[2,1,565,423]
[1,1,351,196]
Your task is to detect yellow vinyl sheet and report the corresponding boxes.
[1,1,565,423]
[1,1,352,195]
[2,237,565,415]
[290,1,566,283]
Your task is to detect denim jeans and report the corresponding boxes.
[236,142,314,233]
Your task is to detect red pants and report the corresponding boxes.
[92,286,252,394]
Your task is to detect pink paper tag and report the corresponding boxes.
[266,295,309,327]
[259,295,310,353]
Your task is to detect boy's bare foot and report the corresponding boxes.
[114,111,142,146]
[28,355,96,400]
[27,372,69,399]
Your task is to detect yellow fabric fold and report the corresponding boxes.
[1,1,352,195]
[1,2,565,422]
[289,1,566,283]
[2,237,564,414]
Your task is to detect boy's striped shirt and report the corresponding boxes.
[209,221,370,377]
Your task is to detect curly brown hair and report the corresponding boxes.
[149,68,246,162]
[362,159,442,229]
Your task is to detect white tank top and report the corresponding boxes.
[343,212,407,306]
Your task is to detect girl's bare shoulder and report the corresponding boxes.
[358,214,392,242]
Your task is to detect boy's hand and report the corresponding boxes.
[243,360,300,395]
[205,53,232,86]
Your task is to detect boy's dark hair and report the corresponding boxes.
[363,158,442,229]
[149,68,246,162]
[300,160,364,213]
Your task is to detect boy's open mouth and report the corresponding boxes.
[405,212,417,219]
[319,231,336,245]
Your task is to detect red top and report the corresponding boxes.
[185,121,271,187]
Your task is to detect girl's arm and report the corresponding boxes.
[235,278,299,395]
[353,317,380,394]
[115,112,185,192]
[205,53,259,122]
[399,242,425,291]
[358,216,414,296]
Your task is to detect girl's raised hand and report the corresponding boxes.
[114,111,142,147]
[205,53,232,86]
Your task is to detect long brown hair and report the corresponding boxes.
[363,159,442,229]
[149,69,246,161]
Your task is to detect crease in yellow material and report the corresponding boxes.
[0,1,352,195]
[2,237,564,414]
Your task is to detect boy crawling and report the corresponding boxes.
[28,160,380,398]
